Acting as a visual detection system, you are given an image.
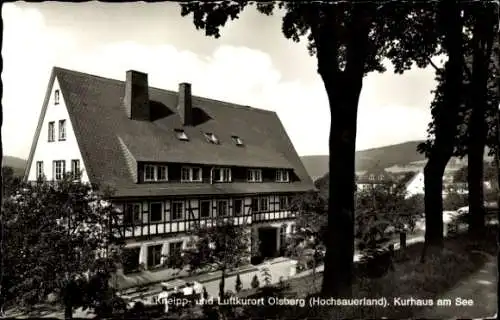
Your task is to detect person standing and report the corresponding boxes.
[157,286,170,314]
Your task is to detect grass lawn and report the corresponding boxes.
[238,226,497,319]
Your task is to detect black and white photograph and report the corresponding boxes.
[1,1,499,319]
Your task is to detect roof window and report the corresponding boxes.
[231,135,244,146]
[204,132,219,144]
[174,129,189,141]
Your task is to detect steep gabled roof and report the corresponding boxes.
[26,67,314,196]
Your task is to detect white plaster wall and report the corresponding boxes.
[27,77,90,182]
[405,171,425,198]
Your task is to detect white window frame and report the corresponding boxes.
[217,200,229,217]
[259,197,269,212]
[247,169,262,182]
[148,244,163,268]
[171,201,184,221]
[214,168,232,182]
[125,203,142,224]
[233,199,244,216]
[157,166,168,181]
[58,120,66,141]
[181,167,202,182]
[150,202,163,223]
[279,196,288,210]
[276,170,289,182]
[71,159,80,180]
[53,160,66,181]
[54,89,60,105]
[36,161,44,180]
[169,241,183,258]
[144,164,156,182]
[48,121,55,142]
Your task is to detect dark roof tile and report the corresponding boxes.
[26,67,314,196]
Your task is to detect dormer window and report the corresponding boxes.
[144,164,168,182]
[181,167,202,182]
[204,132,219,144]
[175,129,189,141]
[276,169,289,182]
[247,169,262,182]
[214,168,231,182]
[232,135,244,146]
[54,90,60,105]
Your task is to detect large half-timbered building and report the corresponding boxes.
[24,67,314,273]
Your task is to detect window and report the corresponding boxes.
[217,200,229,217]
[233,199,243,216]
[124,203,141,224]
[276,169,290,182]
[58,120,66,141]
[144,165,156,181]
[171,201,184,221]
[53,160,65,181]
[231,135,243,146]
[36,161,44,180]
[290,225,296,234]
[48,122,55,142]
[122,247,141,274]
[259,197,269,212]
[174,129,189,141]
[147,245,163,268]
[150,202,163,222]
[247,169,262,182]
[157,166,168,181]
[279,225,287,249]
[379,175,384,181]
[369,174,375,181]
[181,167,202,182]
[204,132,219,144]
[214,168,231,182]
[71,159,80,180]
[200,200,211,218]
[251,198,259,213]
[54,90,60,105]
[169,242,183,258]
[279,196,289,210]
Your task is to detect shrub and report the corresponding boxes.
[251,275,260,289]
[235,274,242,293]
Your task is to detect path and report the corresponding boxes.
[416,254,497,319]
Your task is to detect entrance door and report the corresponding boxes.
[258,227,278,258]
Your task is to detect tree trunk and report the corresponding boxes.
[467,5,495,236]
[467,144,486,235]
[423,156,447,251]
[421,0,464,262]
[317,5,372,299]
[399,232,407,252]
[64,303,73,320]
[219,268,225,302]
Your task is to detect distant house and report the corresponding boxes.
[23,67,315,273]
[356,165,394,191]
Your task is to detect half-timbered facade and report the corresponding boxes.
[24,67,314,273]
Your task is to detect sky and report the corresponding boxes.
[2,2,438,159]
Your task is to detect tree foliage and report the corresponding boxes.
[181,216,251,301]
[177,0,447,297]
[1,175,124,318]
[355,184,423,250]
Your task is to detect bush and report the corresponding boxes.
[235,274,242,293]
[251,275,260,289]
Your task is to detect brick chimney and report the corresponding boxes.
[124,70,150,121]
[177,82,192,126]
